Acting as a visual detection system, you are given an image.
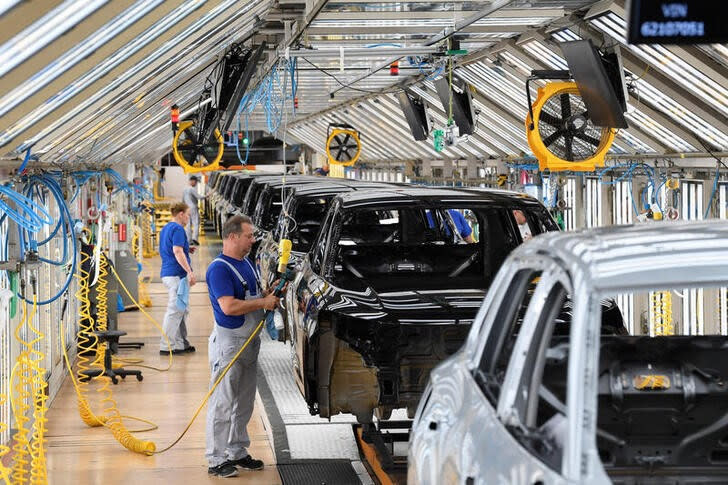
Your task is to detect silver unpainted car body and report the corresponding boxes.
[409,221,728,485]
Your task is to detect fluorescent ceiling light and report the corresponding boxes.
[0,0,163,117]
[0,0,108,77]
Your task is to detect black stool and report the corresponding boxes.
[79,330,143,384]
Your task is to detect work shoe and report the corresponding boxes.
[208,463,239,478]
[183,345,196,353]
[230,455,264,470]
[159,349,186,355]
[191,239,200,246]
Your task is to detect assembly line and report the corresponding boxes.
[1,1,728,484]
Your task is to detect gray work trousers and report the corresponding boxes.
[187,209,200,242]
[205,321,262,467]
[160,276,190,351]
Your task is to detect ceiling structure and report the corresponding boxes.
[0,0,725,167]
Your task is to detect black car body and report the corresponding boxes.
[257,181,397,287]
[210,172,244,233]
[284,187,560,423]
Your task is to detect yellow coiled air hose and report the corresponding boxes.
[9,287,34,484]
[88,253,156,454]
[651,290,674,336]
[10,285,49,484]
[74,248,106,427]
[107,264,172,372]
[131,226,151,308]
[26,293,48,485]
[0,388,10,484]
[141,204,157,258]
[0,289,11,483]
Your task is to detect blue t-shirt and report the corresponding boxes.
[426,209,473,238]
[159,222,191,277]
[206,254,260,329]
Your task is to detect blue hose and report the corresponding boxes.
[16,174,77,305]
[704,166,720,219]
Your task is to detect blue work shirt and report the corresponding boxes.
[426,209,473,238]
[159,222,190,277]
[206,254,260,329]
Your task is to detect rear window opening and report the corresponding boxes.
[330,206,552,292]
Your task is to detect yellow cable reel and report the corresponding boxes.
[172,120,223,174]
[326,125,361,167]
[526,82,615,172]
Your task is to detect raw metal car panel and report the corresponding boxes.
[409,220,728,484]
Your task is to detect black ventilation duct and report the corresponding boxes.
[434,75,476,136]
[397,89,430,141]
[559,40,629,129]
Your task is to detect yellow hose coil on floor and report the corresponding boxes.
[74,248,105,427]
[64,250,155,454]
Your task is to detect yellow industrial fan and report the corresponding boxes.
[172,120,223,174]
[526,82,615,172]
[326,124,361,166]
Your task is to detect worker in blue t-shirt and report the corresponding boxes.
[159,202,196,354]
[205,214,282,478]
[426,209,475,243]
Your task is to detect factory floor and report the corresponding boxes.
[44,235,281,484]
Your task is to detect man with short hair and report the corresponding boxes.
[205,215,281,478]
[313,162,329,176]
[159,202,196,354]
[183,175,206,246]
[513,209,532,242]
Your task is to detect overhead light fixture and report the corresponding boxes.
[0,0,108,77]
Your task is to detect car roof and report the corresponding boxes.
[516,220,728,293]
[336,186,542,208]
[286,181,399,198]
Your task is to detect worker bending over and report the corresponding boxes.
[205,215,281,478]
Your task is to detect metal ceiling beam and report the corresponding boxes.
[360,95,440,158]
[424,0,514,46]
[316,9,564,21]
[307,24,529,36]
[285,46,440,58]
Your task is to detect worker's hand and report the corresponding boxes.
[261,293,280,311]
[187,271,196,286]
[266,279,289,296]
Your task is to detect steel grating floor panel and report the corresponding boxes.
[257,332,373,485]
[277,461,362,485]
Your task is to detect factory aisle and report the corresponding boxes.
[43,235,281,484]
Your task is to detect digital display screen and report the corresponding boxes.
[627,1,728,44]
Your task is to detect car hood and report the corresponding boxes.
[323,286,485,325]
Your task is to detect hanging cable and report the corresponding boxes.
[704,163,720,219]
